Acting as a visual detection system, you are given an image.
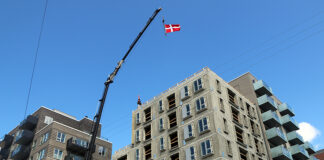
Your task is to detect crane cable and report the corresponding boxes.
[24,0,49,119]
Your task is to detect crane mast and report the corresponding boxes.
[85,8,162,160]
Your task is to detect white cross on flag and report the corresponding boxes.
[164,24,181,33]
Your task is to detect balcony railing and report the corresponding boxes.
[19,115,38,130]
[290,144,309,160]
[0,134,14,148]
[64,153,85,160]
[257,95,277,112]
[262,110,281,128]
[10,145,31,160]
[303,142,316,155]
[253,80,273,96]
[0,148,10,159]
[281,115,299,132]
[278,103,295,117]
[287,131,304,145]
[66,137,90,156]
[15,130,34,145]
[266,127,287,146]
[271,145,293,160]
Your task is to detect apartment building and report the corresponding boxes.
[0,106,112,160]
[229,72,317,160]
[113,67,270,160]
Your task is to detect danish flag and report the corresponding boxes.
[164,24,181,33]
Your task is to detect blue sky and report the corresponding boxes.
[1,0,324,153]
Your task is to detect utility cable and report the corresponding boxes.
[24,0,49,119]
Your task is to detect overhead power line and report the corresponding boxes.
[24,0,49,119]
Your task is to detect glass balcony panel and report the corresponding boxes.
[253,80,273,96]
[287,131,304,145]
[257,95,277,112]
[262,110,281,127]
[281,115,299,132]
[303,142,315,155]
[10,145,30,160]
[66,137,90,156]
[290,145,309,160]
[271,145,293,160]
[278,103,295,117]
[266,127,287,146]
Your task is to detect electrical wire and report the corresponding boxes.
[23,0,49,119]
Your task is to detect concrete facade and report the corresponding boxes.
[0,106,112,160]
[113,67,269,160]
[229,72,317,160]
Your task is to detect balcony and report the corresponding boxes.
[257,95,277,112]
[281,115,299,132]
[15,130,34,145]
[0,148,10,159]
[262,110,281,127]
[66,137,90,156]
[0,134,14,148]
[10,145,31,160]
[290,145,309,160]
[266,127,287,146]
[64,153,85,160]
[19,115,38,130]
[253,80,273,96]
[303,142,315,154]
[271,145,292,160]
[278,103,295,117]
[287,131,304,145]
[309,156,319,160]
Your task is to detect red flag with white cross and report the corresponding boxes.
[164,24,181,33]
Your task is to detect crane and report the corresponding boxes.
[85,8,162,160]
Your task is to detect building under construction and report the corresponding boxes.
[112,67,317,160]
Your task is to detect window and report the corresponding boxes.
[44,116,53,125]
[232,108,241,125]
[136,112,140,124]
[144,107,151,122]
[98,146,106,156]
[160,137,165,151]
[196,97,206,111]
[144,144,151,160]
[37,149,46,160]
[144,125,151,140]
[239,148,248,160]
[226,140,232,156]
[235,127,244,144]
[73,138,88,148]
[40,132,49,144]
[201,140,212,156]
[169,132,178,149]
[239,98,244,110]
[182,104,191,119]
[135,130,140,142]
[168,112,177,128]
[170,153,179,160]
[216,80,221,92]
[168,94,176,110]
[135,149,139,160]
[32,139,37,150]
[194,78,203,92]
[223,118,228,134]
[184,124,193,139]
[181,86,190,99]
[220,98,225,112]
[56,132,65,143]
[53,148,63,160]
[159,118,164,131]
[185,146,195,160]
[159,100,163,112]
[228,89,236,105]
[198,117,209,133]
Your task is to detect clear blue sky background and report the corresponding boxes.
[1,0,324,153]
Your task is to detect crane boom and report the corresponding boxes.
[85,8,162,160]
